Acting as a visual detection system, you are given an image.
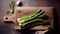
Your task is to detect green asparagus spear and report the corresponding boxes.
[17,9,41,23]
[21,19,48,26]
[17,9,48,29]
[9,1,15,13]
[17,10,45,24]
[21,19,48,29]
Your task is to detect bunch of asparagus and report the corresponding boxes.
[17,9,48,29]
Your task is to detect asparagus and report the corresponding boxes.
[17,9,48,29]
[21,19,48,29]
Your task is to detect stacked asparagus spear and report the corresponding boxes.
[17,9,48,29]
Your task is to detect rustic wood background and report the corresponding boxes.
[0,0,60,34]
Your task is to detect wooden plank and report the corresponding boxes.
[3,7,53,30]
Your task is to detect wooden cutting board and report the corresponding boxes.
[3,7,53,30]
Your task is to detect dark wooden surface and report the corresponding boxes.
[0,0,60,34]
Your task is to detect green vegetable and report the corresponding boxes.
[9,1,15,13]
[17,10,45,24]
[17,9,48,29]
[48,25,54,31]
[17,10,41,24]
[21,19,48,29]
[22,19,48,26]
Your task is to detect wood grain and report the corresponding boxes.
[3,7,53,30]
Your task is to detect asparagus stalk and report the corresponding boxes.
[21,19,48,29]
[9,1,15,13]
[17,10,41,23]
[17,10,44,24]
[17,10,48,29]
